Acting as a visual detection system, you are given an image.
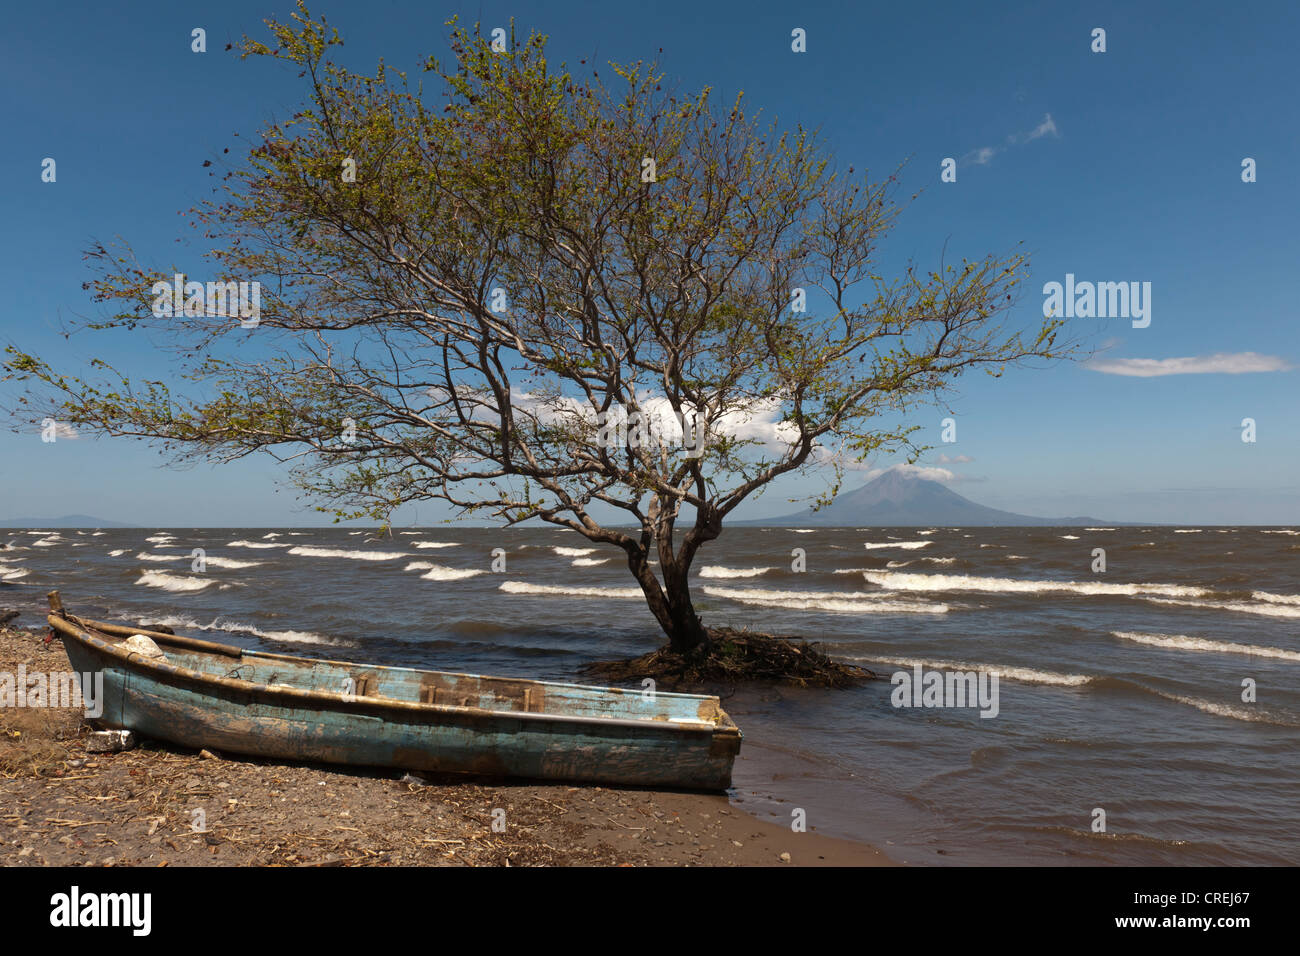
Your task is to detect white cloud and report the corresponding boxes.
[962,113,1059,167]
[863,463,956,482]
[936,453,972,464]
[965,146,998,166]
[1085,352,1292,377]
[1023,113,1058,142]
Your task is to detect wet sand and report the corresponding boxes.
[0,622,893,866]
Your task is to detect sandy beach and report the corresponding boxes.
[0,621,892,867]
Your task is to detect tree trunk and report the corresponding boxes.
[627,550,709,655]
[661,570,709,654]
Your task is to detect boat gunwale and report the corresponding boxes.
[49,613,741,738]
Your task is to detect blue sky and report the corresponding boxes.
[2,0,1297,525]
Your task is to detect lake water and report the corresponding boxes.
[3,524,1296,865]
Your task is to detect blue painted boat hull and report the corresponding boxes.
[49,609,741,791]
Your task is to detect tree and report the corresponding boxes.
[5,4,1070,657]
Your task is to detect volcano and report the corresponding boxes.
[743,470,1105,527]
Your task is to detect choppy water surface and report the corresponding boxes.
[4,524,1297,865]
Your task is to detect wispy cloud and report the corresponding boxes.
[936,453,973,464]
[1021,113,1058,142]
[962,112,1059,167]
[1085,352,1292,377]
[864,463,956,482]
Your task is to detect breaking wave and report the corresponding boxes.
[702,585,948,614]
[135,570,214,592]
[1144,597,1300,620]
[862,571,1209,599]
[145,614,339,646]
[698,566,773,578]
[203,556,263,569]
[1112,631,1300,662]
[287,546,407,561]
[403,561,485,581]
[499,581,643,599]
[864,656,1093,687]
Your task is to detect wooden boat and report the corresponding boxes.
[46,592,741,791]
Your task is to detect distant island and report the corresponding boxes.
[0,515,135,528]
[740,470,1112,527]
[0,476,1113,529]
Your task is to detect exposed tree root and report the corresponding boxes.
[581,627,874,689]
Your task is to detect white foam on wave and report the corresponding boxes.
[1261,530,1299,536]
[885,561,912,568]
[419,565,485,581]
[136,552,183,562]
[1253,590,1300,606]
[917,530,938,536]
[702,585,947,615]
[108,549,128,557]
[32,536,62,547]
[1151,691,1299,726]
[146,614,338,646]
[0,567,29,581]
[1060,534,1079,540]
[863,570,1209,599]
[499,581,643,599]
[262,532,281,539]
[1144,597,1300,620]
[791,529,816,534]
[1112,631,1300,662]
[866,655,1092,687]
[228,540,292,549]
[413,541,460,549]
[403,560,484,581]
[552,546,598,557]
[1085,528,1116,532]
[135,570,214,593]
[288,546,407,561]
[863,541,932,550]
[1173,529,1203,534]
[145,534,176,544]
[571,558,610,567]
[203,556,263,569]
[698,566,773,578]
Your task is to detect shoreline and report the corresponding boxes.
[0,622,893,866]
